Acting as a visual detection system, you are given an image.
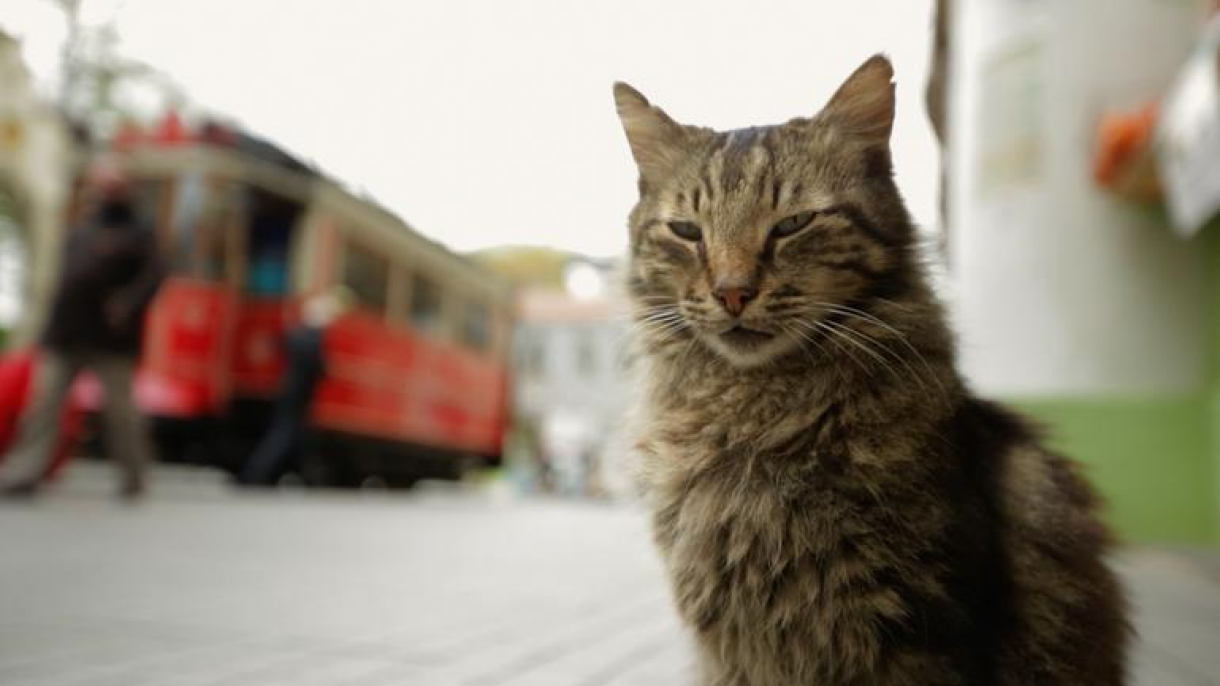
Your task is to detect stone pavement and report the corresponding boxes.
[0,464,1218,686]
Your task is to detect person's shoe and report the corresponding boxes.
[0,481,39,500]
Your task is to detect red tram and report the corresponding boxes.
[95,122,513,486]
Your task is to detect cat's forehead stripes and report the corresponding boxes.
[661,129,834,222]
[704,128,776,203]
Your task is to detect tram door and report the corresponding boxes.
[246,191,298,297]
[230,189,306,399]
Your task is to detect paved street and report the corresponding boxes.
[1,464,1218,686]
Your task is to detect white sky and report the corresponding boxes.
[5,0,938,258]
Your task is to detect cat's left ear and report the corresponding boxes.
[817,54,895,145]
[613,82,689,181]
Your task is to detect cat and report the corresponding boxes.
[612,55,1129,686]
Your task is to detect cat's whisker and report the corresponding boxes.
[634,306,684,320]
[812,302,945,399]
[634,307,683,317]
[869,296,919,314]
[632,309,677,324]
[784,302,928,390]
[791,318,876,381]
[635,318,684,337]
[818,311,921,379]
[637,320,687,339]
[636,315,692,344]
[803,317,898,383]
[635,309,685,327]
[777,321,832,372]
[619,301,681,323]
[821,318,917,391]
[649,320,689,337]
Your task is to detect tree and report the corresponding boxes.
[49,0,182,139]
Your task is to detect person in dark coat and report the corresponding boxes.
[0,175,164,499]
[238,289,349,486]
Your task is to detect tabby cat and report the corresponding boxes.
[613,55,1129,686]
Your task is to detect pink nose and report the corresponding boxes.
[713,284,758,316]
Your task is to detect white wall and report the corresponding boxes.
[948,0,1211,396]
[0,216,24,327]
[0,33,72,347]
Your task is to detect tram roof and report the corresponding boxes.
[115,142,512,303]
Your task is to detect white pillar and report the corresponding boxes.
[948,0,1211,396]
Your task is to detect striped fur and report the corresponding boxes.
[614,55,1129,686]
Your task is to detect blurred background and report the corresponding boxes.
[1,1,1219,685]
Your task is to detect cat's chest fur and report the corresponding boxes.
[643,423,948,684]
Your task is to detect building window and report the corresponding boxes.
[521,329,546,378]
[574,328,596,378]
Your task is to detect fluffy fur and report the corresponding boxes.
[614,55,1129,686]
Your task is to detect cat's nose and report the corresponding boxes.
[712,282,758,316]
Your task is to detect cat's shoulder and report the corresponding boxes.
[951,397,1110,546]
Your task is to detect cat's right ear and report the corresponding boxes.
[613,82,688,181]
[816,54,896,146]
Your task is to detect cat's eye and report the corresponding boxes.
[770,211,817,239]
[667,221,703,242]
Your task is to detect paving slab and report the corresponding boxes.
[0,464,1217,685]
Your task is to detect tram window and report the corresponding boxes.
[461,301,490,351]
[173,180,244,280]
[246,190,301,296]
[201,184,244,280]
[409,275,443,333]
[342,241,389,314]
[167,172,206,274]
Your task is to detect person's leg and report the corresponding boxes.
[239,409,302,486]
[0,351,78,492]
[91,355,152,497]
[239,354,319,486]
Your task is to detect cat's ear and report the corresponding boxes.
[817,54,895,145]
[613,82,688,180]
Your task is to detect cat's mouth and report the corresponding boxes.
[717,325,775,349]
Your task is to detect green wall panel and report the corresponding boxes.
[1012,397,1216,545]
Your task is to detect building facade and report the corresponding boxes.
[510,276,633,497]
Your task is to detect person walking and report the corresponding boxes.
[238,288,349,486]
[0,171,164,499]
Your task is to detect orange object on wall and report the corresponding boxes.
[1094,103,1159,186]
